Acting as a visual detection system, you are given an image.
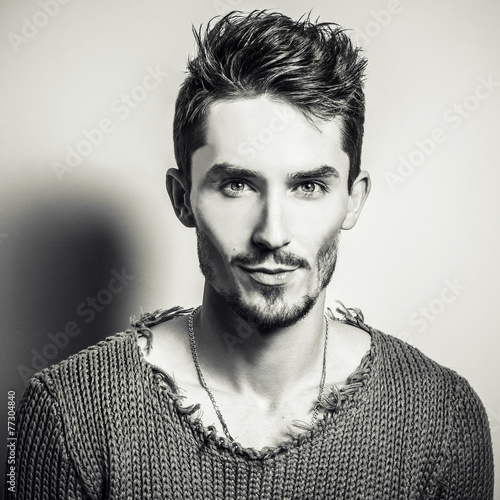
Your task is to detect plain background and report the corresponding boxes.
[1,0,499,495]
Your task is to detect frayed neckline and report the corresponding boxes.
[129,302,379,461]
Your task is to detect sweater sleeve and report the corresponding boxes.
[437,375,494,499]
[5,376,91,500]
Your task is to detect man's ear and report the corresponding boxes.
[166,168,196,228]
[341,170,371,230]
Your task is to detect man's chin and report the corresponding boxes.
[220,289,317,331]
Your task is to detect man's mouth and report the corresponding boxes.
[239,265,299,285]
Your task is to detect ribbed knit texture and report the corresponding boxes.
[5,306,494,499]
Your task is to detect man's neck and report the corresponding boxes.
[194,282,328,405]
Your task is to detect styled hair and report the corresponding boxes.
[173,10,367,192]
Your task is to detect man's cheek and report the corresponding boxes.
[197,225,237,266]
[204,214,253,246]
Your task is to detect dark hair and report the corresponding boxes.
[173,10,367,192]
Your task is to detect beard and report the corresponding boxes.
[196,229,339,331]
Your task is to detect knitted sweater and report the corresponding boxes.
[5,307,494,499]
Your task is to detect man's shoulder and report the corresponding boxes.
[30,328,140,400]
[332,303,472,395]
[31,306,191,389]
[377,328,458,379]
[372,325,484,412]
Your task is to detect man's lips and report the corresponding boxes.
[239,265,299,285]
[241,266,298,274]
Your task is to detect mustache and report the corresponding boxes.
[231,251,311,270]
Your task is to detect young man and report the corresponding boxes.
[7,10,494,499]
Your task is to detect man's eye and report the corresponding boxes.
[300,182,317,193]
[229,181,246,191]
[221,180,251,196]
[296,182,327,196]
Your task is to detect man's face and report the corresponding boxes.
[188,96,354,330]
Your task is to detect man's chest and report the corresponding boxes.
[175,381,327,450]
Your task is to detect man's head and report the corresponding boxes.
[173,10,367,194]
[168,11,370,330]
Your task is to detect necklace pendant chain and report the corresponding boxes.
[188,306,234,441]
[187,305,329,442]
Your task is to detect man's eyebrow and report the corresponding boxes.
[205,163,340,180]
[289,165,340,180]
[206,162,260,178]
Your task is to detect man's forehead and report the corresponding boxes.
[205,96,343,141]
[191,97,349,179]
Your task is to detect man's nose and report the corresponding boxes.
[251,193,291,250]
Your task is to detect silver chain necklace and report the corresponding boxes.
[187,306,329,442]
